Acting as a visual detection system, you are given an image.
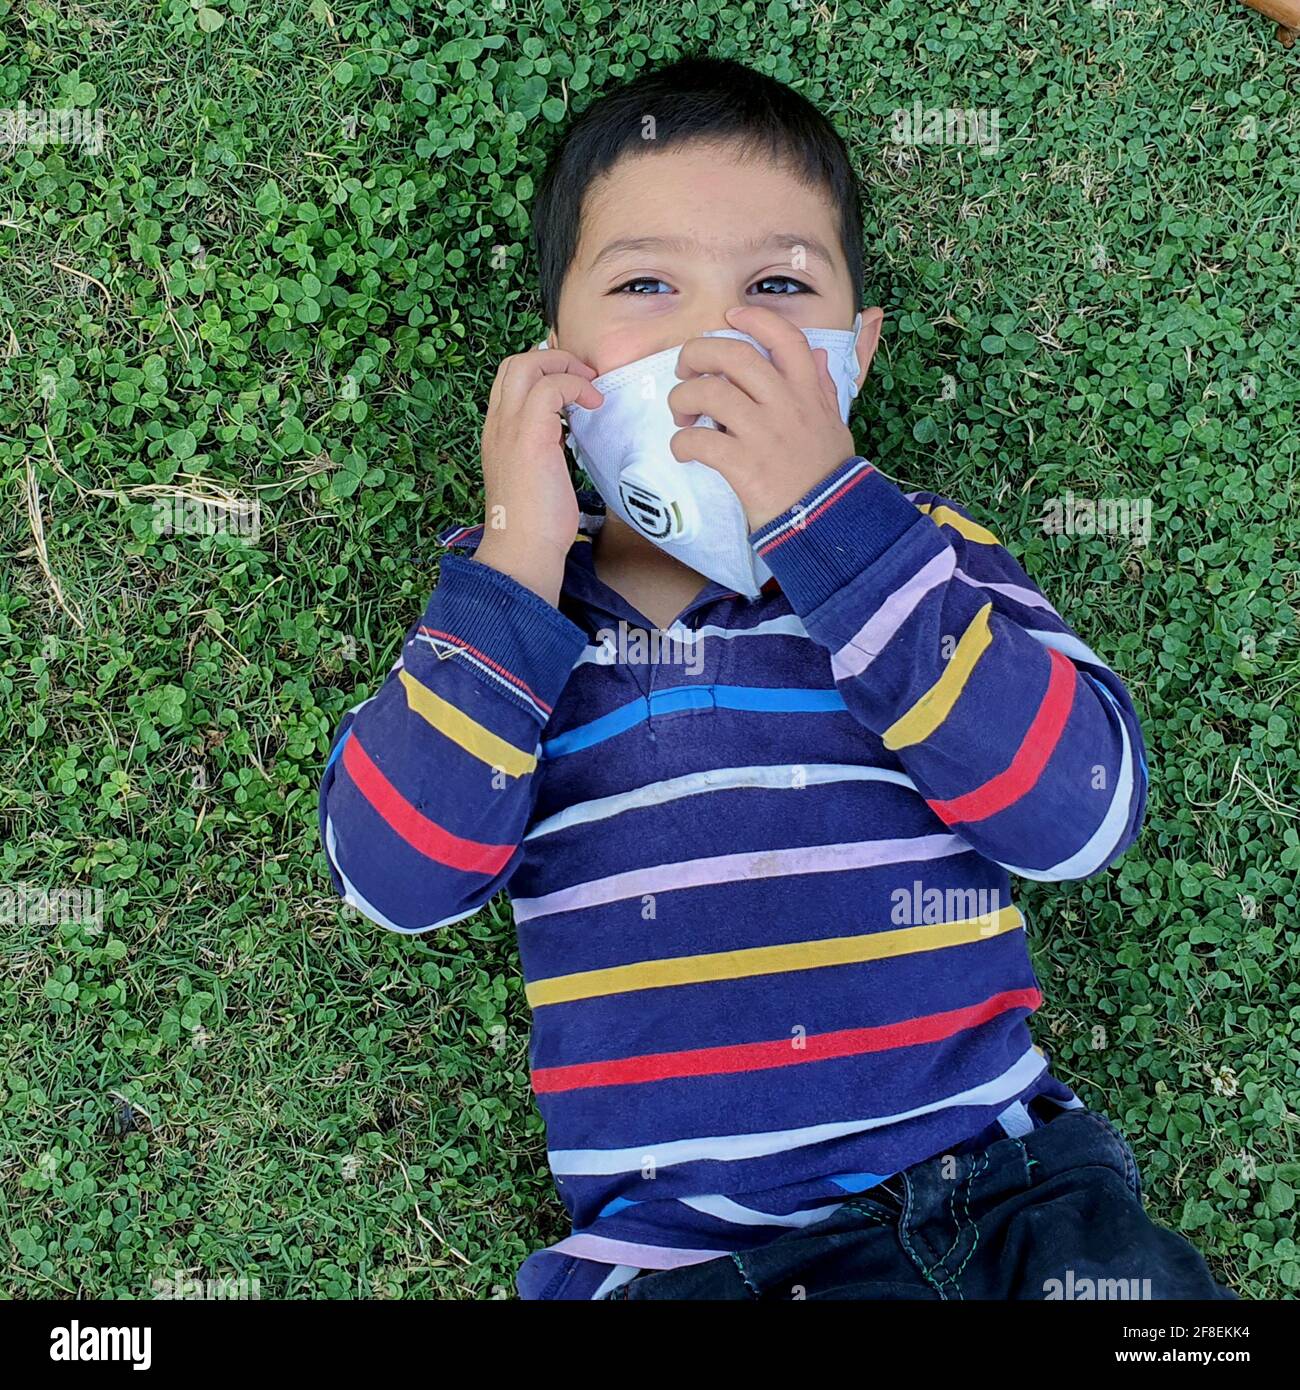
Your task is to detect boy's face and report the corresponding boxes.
[548,138,882,386]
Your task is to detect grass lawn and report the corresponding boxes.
[1,0,1297,1298]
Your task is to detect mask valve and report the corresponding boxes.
[620,456,701,542]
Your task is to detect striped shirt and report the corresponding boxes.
[318,455,1149,1300]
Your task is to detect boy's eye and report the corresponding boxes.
[750,275,812,296]
[612,277,672,295]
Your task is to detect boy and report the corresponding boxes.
[319,57,1235,1301]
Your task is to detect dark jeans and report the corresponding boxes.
[606,1103,1237,1300]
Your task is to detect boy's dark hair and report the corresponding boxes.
[531,55,865,328]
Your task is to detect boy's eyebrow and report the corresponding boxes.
[588,232,836,271]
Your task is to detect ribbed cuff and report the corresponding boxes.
[419,554,588,720]
[749,457,925,615]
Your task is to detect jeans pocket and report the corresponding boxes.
[842,1195,900,1226]
[844,1173,905,1219]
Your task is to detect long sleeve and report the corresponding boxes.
[318,554,588,932]
[750,456,1149,881]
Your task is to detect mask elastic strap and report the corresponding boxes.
[843,311,865,404]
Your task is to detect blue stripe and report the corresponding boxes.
[325,728,352,772]
[829,1171,894,1193]
[542,684,848,758]
[1084,670,1148,790]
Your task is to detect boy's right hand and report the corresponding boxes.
[473,348,603,608]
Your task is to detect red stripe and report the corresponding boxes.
[418,627,552,715]
[927,646,1077,825]
[440,524,484,547]
[756,465,876,557]
[342,734,515,873]
[531,987,1040,1095]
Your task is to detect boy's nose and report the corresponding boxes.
[681,306,746,343]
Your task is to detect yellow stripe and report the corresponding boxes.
[399,668,536,777]
[525,906,1022,1007]
[883,602,993,750]
[917,503,1000,546]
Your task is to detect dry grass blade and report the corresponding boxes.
[22,455,86,631]
[51,260,113,308]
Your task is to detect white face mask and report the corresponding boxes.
[540,315,864,598]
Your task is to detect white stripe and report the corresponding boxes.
[573,614,810,668]
[1024,627,1109,670]
[758,458,874,546]
[410,632,546,719]
[680,1194,847,1229]
[548,1047,1049,1175]
[996,1100,1034,1138]
[579,510,605,535]
[525,763,918,841]
[831,548,955,680]
[998,678,1136,882]
[953,567,1056,614]
[591,1265,642,1298]
[325,815,481,935]
[685,614,809,643]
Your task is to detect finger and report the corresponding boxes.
[813,347,840,413]
[518,373,606,440]
[497,350,601,415]
[723,305,820,392]
[670,424,742,482]
[675,335,781,404]
[668,376,760,432]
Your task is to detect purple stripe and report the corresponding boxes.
[552,1233,730,1270]
[953,567,1056,614]
[512,833,969,923]
[832,547,956,680]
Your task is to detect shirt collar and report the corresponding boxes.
[436,488,782,624]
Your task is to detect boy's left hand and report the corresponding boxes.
[668,304,858,531]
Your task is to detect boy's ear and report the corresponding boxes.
[853,307,885,390]
[545,326,559,350]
